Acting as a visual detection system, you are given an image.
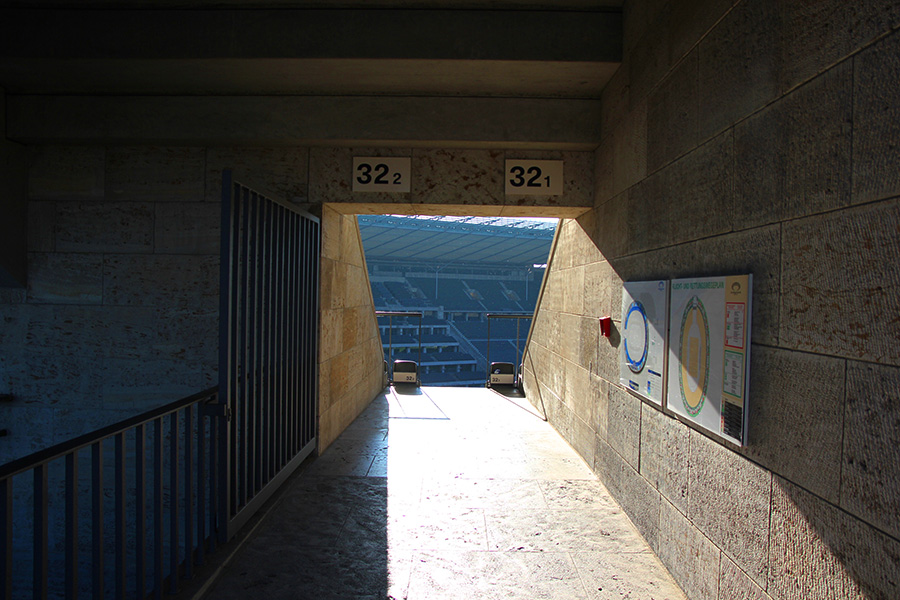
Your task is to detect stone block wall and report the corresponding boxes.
[0,146,221,463]
[524,1,900,599]
[0,145,340,463]
[318,205,384,451]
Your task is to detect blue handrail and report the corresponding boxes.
[0,387,220,600]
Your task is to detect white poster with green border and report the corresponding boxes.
[666,275,752,445]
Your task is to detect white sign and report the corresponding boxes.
[352,157,411,193]
[666,275,752,446]
[619,280,669,406]
[504,160,564,196]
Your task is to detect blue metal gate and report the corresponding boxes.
[217,170,320,541]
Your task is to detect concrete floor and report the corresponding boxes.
[204,386,687,600]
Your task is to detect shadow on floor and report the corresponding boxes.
[202,387,686,600]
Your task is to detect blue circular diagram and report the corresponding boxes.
[624,300,649,374]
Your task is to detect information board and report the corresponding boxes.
[666,275,752,445]
[619,280,669,406]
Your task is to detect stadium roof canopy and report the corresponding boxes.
[359,215,556,266]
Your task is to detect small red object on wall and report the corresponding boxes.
[599,316,612,338]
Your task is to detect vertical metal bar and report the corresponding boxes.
[65,453,78,600]
[184,406,194,577]
[273,205,283,471]
[487,316,492,379]
[114,434,126,599]
[417,314,422,380]
[301,218,310,443]
[262,196,272,483]
[288,213,298,456]
[169,412,179,594]
[197,405,207,564]
[311,218,321,445]
[219,170,238,535]
[255,192,266,493]
[247,189,259,504]
[135,425,146,599]
[235,183,249,515]
[515,318,521,382]
[92,442,104,600]
[276,207,284,467]
[154,418,163,599]
[33,464,48,600]
[300,215,308,447]
[209,410,219,550]
[0,477,11,600]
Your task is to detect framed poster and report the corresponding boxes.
[666,275,752,445]
[619,280,669,406]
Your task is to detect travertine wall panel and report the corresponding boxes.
[781,201,900,365]
[55,201,154,253]
[743,347,845,502]
[769,478,900,600]
[413,149,504,206]
[524,2,900,598]
[851,31,900,205]
[647,48,698,172]
[605,386,641,469]
[697,0,779,139]
[639,404,689,514]
[718,555,771,600]
[668,0,736,65]
[205,147,310,204]
[26,202,55,253]
[688,432,771,585]
[780,0,900,92]
[155,203,219,254]
[841,362,900,539]
[657,499,720,600]
[317,205,384,452]
[27,253,103,304]
[734,63,852,230]
[594,437,660,551]
[28,146,104,200]
[106,146,205,202]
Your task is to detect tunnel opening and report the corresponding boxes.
[358,214,557,389]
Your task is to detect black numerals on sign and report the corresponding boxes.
[357,163,402,186]
[509,165,551,189]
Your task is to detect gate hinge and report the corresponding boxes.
[202,402,232,421]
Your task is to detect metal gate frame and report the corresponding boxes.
[217,170,320,541]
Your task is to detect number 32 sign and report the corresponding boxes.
[505,160,564,196]
[352,157,411,193]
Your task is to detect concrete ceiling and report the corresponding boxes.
[0,2,622,148]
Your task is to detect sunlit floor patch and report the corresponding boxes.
[206,387,687,600]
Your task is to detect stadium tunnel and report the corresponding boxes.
[0,2,898,599]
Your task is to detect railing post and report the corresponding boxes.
[135,424,146,599]
[1,478,11,600]
[114,434,126,599]
[65,453,78,599]
[33,465,48,600]
[92,441,104,600]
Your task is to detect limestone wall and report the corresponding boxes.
[524,1,900,599]
[318,205,384,451]
[0,146,318,462]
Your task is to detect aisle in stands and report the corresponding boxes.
[360,215,554,386]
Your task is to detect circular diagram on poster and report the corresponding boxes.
[623,300,649,374]
[678,296,710,416]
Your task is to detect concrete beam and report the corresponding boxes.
[6,95,603,149]
[0,8,622,62]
